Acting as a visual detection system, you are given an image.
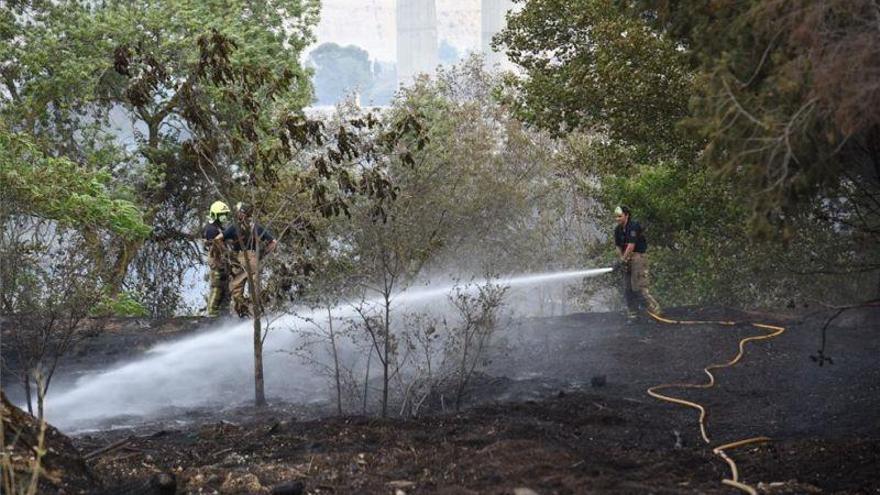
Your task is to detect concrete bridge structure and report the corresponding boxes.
[396,0,515,85]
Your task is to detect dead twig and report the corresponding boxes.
[802,298,880,366]
[211,447,234,459]
[83,436,134,461]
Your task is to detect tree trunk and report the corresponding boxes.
[456,329,471,412]
[252,315,266,407]
[382,295,391,418]
[23,375,33,416]
[37,384,45,420]
[382,356,389,418]
[362,349,371,414]
[108,240,141,297]
[328,308,343,416]
[248,253,267,408]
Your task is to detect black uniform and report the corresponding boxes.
[613,218,660,317]
[225,221,275,317]
[614,219,647,253]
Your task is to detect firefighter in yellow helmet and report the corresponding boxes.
[203,201,231,317]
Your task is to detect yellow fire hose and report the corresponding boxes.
[645,310,786,495]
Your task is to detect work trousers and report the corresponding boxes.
[622,253,661,316]
[229,250,260,317]
[206,265,230,317]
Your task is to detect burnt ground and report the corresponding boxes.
[5,305,880,494]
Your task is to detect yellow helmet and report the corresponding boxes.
[209,201,230,222]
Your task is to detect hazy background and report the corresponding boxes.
[307,0,503,106]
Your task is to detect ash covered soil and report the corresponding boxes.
[15,306,880,494]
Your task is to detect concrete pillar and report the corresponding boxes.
[397,0,439,85]
[480,0,514,70]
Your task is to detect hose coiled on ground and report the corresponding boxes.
[645,310,786,495]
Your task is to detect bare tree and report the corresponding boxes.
[445,282,509,411]
[184,42,427,407]
[351,296,397,418]
[397,312,447,417]
[387,280,509,417]
[0,218,105,418]
[287,306,357,415]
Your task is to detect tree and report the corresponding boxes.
[332,57,606,414]
[383,56,601,277]
[497,0,880,307]
[495,0,694,159]
[308,43,374,105]
[395,280,508,417]
[0,127,149,417]
[0,0,320,313]
[446,282,508,411]
[639,1,880,241]
[172,34,428,407]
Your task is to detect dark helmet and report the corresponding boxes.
[235,202,253,216]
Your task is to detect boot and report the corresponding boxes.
[643,290,662,316]
[233,299,250,318]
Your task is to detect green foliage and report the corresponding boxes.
[90,292,149,317]
[601,162,743,246]
[1,0,320,307]
[498,0,880,308]
[496,0,694,158]
[352,56,591,280]
[642,1,880,236]
[227,91,429,312]
[0,128,150,240]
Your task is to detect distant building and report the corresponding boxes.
[397,0,439,84]
[480,0,514,70]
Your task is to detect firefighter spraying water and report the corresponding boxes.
[611,205,662,320]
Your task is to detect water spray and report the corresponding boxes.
[44,268,611,431]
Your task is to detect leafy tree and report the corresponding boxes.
[1,0,319,312]
[498,0,880,306]
[381,56,598,277]
[640,0,880,241]
[331,57,615,415]
[495,0,694,159]
[308,42,374,105]
[173,32,429,407]
[0,126,149,417]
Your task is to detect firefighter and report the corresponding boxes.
[613,205,661,319]
[220,202,277,317]
[203,201,232,317]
